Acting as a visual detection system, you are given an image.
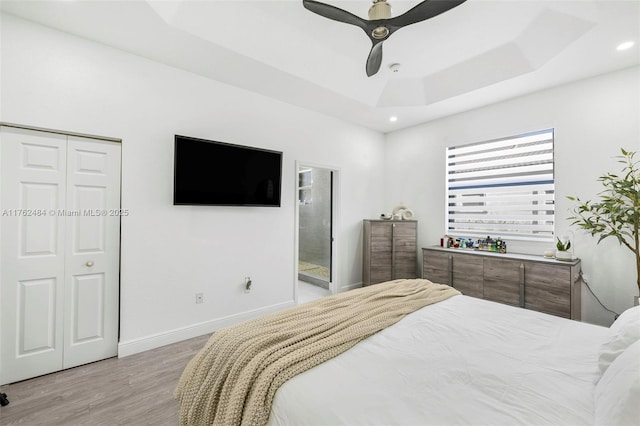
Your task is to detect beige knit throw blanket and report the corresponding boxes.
[174,279,460,426]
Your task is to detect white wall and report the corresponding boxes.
[0,14,385,354]
[384,66,640,326]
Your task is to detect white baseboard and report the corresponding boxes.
[117,300,296,357]
[340,282,363,292]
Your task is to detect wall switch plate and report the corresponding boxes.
[195,292,204,304]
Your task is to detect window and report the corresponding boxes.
[446,129,554,242]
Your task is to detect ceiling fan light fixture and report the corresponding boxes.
[372,26,390,39]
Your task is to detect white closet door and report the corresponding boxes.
[0,128,121,385]
[0,128,68,384]
[63,137,120,369]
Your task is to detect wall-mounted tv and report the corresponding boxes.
[173,135,282,207]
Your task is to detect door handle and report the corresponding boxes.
[86,261,94,267]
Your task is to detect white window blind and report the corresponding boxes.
[446,129,554,242]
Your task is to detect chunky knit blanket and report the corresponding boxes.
[174,279,460,426]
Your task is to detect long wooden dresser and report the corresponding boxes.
[422,246,582,320]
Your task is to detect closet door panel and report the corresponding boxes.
[18,278,58,353]
[0,128,67,385]
[71,273,105,342]
[63,137,121,369]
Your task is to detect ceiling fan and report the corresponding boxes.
[303,0,467,77]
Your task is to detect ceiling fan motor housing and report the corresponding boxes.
[368,0,392,20]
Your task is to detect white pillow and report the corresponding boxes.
[595,339,640,426]
[598,305,640,376]
[611,305,640,334]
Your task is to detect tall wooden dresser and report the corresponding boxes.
[363,220,417,286]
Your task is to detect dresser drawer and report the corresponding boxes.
[423,251,450,271]
[524,262,571,317]
[452,254,483,298]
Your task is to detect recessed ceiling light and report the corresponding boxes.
[389,116,398,122]
[616,41,635,51]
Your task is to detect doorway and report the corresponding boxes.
[296,163,336,300]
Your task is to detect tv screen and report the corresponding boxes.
[173,135,282,207]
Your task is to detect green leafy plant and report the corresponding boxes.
[556,237,571,252]
[567,148,639,295]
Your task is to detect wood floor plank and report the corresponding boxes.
[0,334,211,426]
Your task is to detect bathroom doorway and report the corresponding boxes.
[297,164,335,295]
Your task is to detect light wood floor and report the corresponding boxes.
[0,333,211,425]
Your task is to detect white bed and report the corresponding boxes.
[269,295,640,426]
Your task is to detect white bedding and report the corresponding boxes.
[268,294,610,426]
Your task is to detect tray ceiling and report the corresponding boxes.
[2,0,639,132]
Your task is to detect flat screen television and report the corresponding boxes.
[173,135,282,207]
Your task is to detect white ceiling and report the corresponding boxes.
[2,0,639,133]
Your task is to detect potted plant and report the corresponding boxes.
[567,148,639,305]
[555,236,573,260]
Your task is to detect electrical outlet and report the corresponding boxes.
[195,292,204,304]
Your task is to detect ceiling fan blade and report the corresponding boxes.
[388,0,466,29]
[366,41,384,77]
[303,0,367,30]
